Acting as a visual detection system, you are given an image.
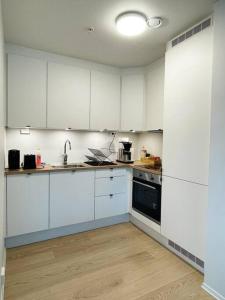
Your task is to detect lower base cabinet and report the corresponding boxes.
[50,171,95,228]
[6,168,129,240]
[95,193,128,219]
[7,173,49,237]
[161,176,208,260]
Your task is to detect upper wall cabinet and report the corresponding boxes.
[47,62,90,130]
[90,71,120,130]
[121,74,145,131]
[7,54,47,128]
[163,27,213,185]
[145,58,165,131]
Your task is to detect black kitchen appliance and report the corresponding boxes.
[117,141,133,163]
[23,154,36,169]
[8,149,20,169]
[132,169,162,224]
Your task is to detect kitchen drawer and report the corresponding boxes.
[95,168,126,178]
[95,176,127,196]
[95,193,128,219]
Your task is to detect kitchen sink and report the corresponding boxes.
[84,161,117,166]
[52,164,85,168]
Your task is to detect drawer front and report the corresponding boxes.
[95,176,127,196]
[95,193,128,219]
[95,168,126,178]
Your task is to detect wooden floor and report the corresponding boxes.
[5,223,214,300]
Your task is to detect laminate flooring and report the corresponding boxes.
[5,223,214,300]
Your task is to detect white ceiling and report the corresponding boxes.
[2,0,214,67]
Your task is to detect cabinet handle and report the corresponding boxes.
[110,176,114,180]
[110,194,113,197]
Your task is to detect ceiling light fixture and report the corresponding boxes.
[116,12,147,36]
[115,12,163,36]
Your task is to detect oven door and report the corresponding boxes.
[132,178,161,224]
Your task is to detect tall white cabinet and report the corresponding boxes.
[121,74,145,131]
[7,54,47,128]
[47,62,90,129]
[161,26,213,260]
[161,177,208,260]
[163,28,213,185]
[90,71,120,130]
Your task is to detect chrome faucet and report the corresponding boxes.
[63,139,71,165]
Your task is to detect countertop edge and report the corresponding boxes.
[5,162,162,176]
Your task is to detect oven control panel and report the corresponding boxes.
[133,169,162,185]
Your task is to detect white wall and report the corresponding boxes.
[204,1,225,299]
[5,129,140,166]
[0,1,5,299]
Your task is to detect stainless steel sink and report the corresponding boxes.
[52,164,85,168]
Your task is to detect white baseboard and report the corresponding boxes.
[202,282,225,300]
[0,247,6,300]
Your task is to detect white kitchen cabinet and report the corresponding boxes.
[7,54,47,128]
[95,176,127,196]
[7,174,49,237]
[163,27,213,185]
[145,58,165,131]
[121,74,145,131]
[50,171,95,228]
[90,70,120,130]
[95,193,128,219]
[47,62,90,129]
[161,176,208,260]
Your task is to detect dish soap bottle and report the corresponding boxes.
[35,149,42,167]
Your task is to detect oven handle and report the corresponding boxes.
[133,180,156,190]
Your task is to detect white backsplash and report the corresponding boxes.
[5,129,163,167]
[5,129,138,167]
[137,132,163,158]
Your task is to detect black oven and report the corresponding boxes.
[132,169,162,224]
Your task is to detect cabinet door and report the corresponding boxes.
[47,62,90,129]
[50,171,94,228]
[163,28,213,185]
[161,176,208,260]
[95,193,128,219]
[145,58,165,130]
[7,174,49,237]
[121,74,145,131]
[90,71,120,130]
[7,54,47,128]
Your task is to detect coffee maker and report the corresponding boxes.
[117,141,134,163]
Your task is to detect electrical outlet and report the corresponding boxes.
[20,128,30,135]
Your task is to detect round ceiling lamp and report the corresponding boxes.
[115,12,163,37]
[116,12,147,36]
